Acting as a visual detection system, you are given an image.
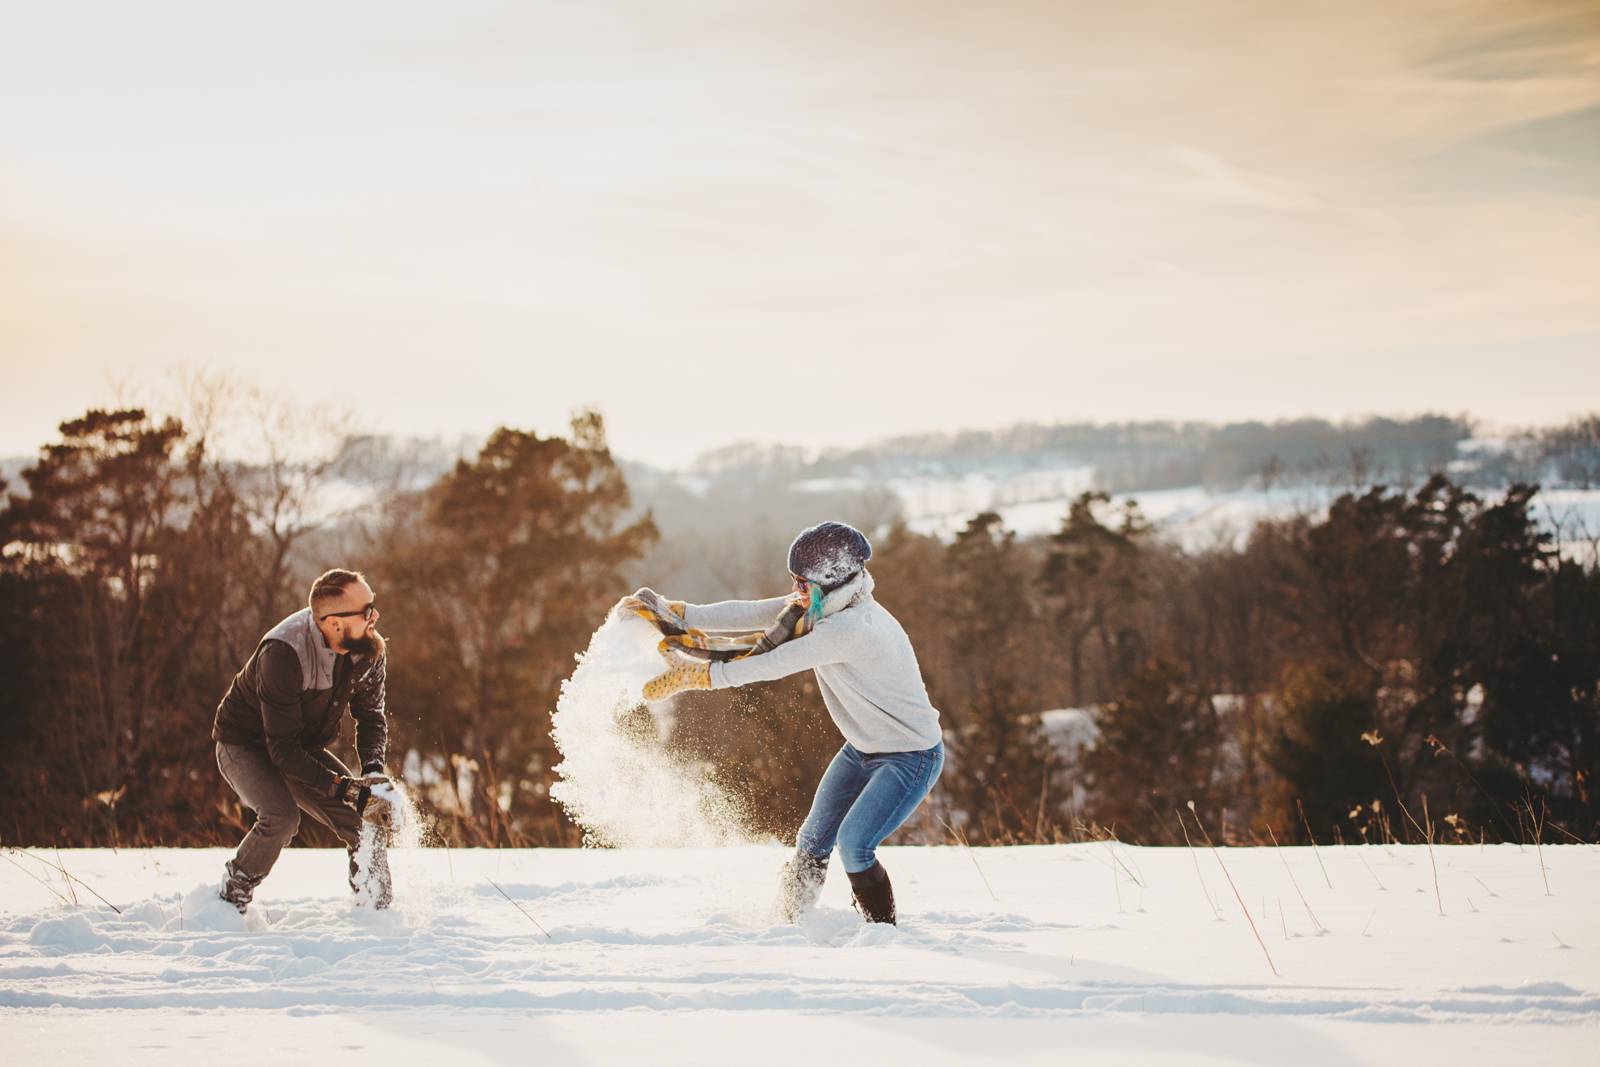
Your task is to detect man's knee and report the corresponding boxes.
[330,821,362,851]
[318,800,363,849]
[253,804,301,842]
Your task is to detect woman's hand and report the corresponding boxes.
[614,588,685,622]
[613,594,648,620]
[642,661,711,701]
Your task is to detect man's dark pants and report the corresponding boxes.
[215,741,362,880]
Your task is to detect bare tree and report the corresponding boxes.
[173,369,361,637]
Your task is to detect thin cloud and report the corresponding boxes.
[0,1,1596,461]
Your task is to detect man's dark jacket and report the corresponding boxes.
[212,608,388,797]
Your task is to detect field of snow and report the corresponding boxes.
[2,843,1595,1064]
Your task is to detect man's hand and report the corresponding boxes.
[642,661,712,702]
[338,775,400,828]
[334,776,364,806]
[335,775,387,804]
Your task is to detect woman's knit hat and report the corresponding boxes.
[787,521,872,590]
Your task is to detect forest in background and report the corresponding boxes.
[1,393,1596,851]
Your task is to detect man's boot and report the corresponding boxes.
[219,859,263,914]
[777,851,829,922]
[847,861,896,925]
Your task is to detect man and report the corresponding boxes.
[211,568,395,912]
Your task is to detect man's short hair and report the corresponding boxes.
[309,568,366,614]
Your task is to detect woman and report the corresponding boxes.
[626,521,944,925]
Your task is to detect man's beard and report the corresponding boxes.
[343,627,386,659]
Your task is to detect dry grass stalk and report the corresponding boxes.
[1185,801,1279,977]
[1362,731,1430,847]
[1174,808,1222,920]
[1356,850,1386,891]
[1034,771,1049,843]
[1,849,72,905]
[1115,836,1150,886]
[1424,733,1522,843]
[15,847,122,914]
[1544,819,1593,847]
[1295,798,1333,889]
[1093,828,1147,889]
[1421,796,1443,917]
[487,878,552,939]
[55,847,80,906]
[1266,825,1325,932]
[939,816,999,902]
[1524,797,1551,895]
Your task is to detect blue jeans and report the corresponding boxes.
[795,741,944,873]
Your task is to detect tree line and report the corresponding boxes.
[1,405,1595,849]
[688,414,1475,493]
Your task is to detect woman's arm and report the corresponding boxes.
[711,621,850,688]
[683,595,793,632]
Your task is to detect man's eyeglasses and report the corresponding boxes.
[321,601,377,622]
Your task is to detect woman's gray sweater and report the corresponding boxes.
[683,577,943,754]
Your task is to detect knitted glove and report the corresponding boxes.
[616,588,686,623]
[642,661,712,702]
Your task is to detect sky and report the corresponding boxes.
[1,0,1597,467]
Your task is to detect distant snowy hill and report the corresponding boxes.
[651,452,1600,558]
[13,416,1592,564]
[881,477,1600,557]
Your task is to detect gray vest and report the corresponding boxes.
[262,607,339,692]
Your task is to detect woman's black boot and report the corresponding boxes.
[847,861,896,925]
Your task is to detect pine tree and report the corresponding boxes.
[370,411,656,844]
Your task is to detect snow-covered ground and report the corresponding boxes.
[2,843,1595,1064]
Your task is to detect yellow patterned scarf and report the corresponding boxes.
[631,572,871,664]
